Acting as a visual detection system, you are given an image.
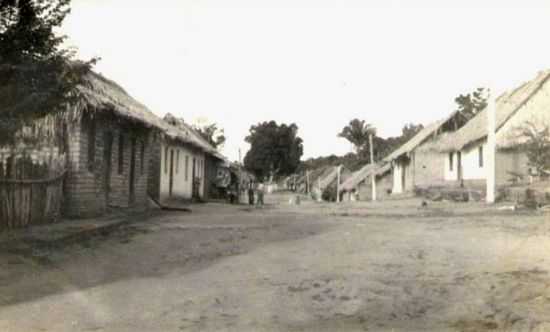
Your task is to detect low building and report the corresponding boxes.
[5,72,168,218]
[148,114,225,204]
[423,69,550,189]
[383,111,468,194]
[312,165,351,201]
[61,72,167,217]
[339,163,392,201]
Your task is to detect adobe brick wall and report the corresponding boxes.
[356,173,393,201]
[147,135,161,202]
[63,113,154,218]
[412,151,445,189]
[496,150,530,186]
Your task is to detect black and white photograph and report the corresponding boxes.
[1,0,550,331]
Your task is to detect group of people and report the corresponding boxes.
[247,181,265,207]
[226,180,265,206]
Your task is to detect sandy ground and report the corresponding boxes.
[1,192,550,331]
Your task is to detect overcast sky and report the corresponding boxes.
[62,0,550,161]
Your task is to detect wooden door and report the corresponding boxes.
[103,132,113,202]
[129,138,136,204]
[401,164,406,192]
[192,157,197,198]
[457,151,463,182]
[169,149,174,197]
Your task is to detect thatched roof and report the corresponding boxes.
[424,70,550,152]
[317,165,350,189]
[383,119,445,162]
[339,162,391,192]
[76,72,226,160]
[162,113,225,160]
[76,71,165,130]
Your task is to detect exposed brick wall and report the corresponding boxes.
[412,151,446,189]
[496,150,530,185]
[355,173,393,201]
[63,113,154,218]
[147,134,161,202]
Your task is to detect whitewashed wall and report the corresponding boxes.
[392,162,404,194]
[159,142,206,202]
[460,142,487,180]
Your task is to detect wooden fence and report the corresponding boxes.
[0,171,66,230]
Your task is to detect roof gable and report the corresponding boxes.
[427,70,550,152]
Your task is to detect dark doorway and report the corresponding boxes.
[192,157,197,198]
[169,149,174,197]
[457,151,463,182]
[401,165,406,192]
[103,132,113,203]
[129,138,137,204]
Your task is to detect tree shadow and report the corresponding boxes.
[0,208,334,308]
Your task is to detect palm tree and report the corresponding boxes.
[338,119,376,155]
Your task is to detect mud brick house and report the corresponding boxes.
[62,71,166,217]
[422,69,550,189]
[383,111,468,194]
[302,165,350,201]
[339,163,392,201]
[148,113,225,204]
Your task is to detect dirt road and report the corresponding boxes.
[1,193,550,331]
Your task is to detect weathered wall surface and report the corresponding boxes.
[411,151,445,189]
[64,114,153,218]
[356,173,393,201]
[157,140,206,203]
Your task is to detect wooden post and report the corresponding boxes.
[306,170,310,194]
[369,133,377,201]
[486,88,496,204]
[336,165,341,203]
[318,177,321,202]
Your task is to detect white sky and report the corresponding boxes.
[62,0,550,161]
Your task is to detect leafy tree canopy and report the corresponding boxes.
[520,122,550,176]
[0,0,96,143]
[193,122,226,150]
[305,122,424,173]
[244,121,303,180]
[337,119,376,154]
[454,87,487,120]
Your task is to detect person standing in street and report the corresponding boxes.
[248,182,255,205]
[256,181,265,207]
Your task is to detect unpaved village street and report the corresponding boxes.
[2,193,550,331]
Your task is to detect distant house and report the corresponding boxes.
[148,113,225,204]
[383,111,468,194]
[311,165,351,201]
[422,70,550,188]
[339,163,392,201]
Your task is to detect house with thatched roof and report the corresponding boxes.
[147,113,226,204]
[383,111,468,194]
[21,71,168,218]
[61,71,173,217]
[309,165,351,201]
[299,166,329,194]
[420,69,550,188]
[339,163,392,201]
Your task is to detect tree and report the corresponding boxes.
[338,119,376,154]
[520,122,550,177]
[401,123,424,141]
[454,87,487,120]
[244,121,303,180]
[193,123,226,150]
[0,0,96,143]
